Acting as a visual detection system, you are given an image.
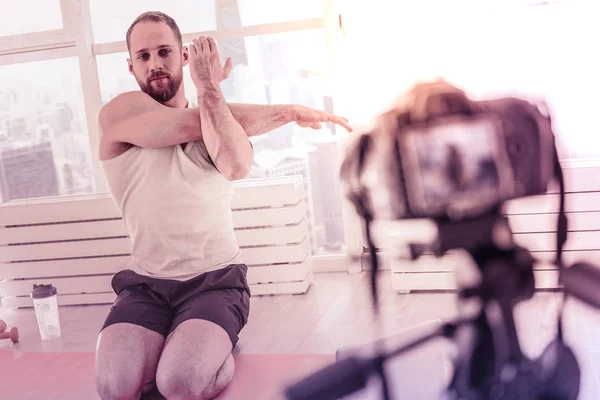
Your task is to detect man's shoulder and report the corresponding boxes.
[98,91,159,146]
[100,91,153,117]
[98,92,152,161]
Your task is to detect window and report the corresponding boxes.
[89,0,324,44]
[340,0,600,160]
[0,0,64,37]
[218,29,345,256]
[96,28,347,255]
[236,0,324,26]
[96,52,143,103]
[340,0,600,257]
[0,58,94,203]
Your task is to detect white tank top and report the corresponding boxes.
[100,140,243,281]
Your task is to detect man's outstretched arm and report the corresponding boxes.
[98,93,351,152]
[229,103,352,137]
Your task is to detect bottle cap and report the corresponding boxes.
[30,284,57,299]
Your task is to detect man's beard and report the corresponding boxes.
[138,71,182,103]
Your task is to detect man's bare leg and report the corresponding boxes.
[155,319,234,400]
[96,323,165,400]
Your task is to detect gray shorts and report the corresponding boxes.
[100,264,251,346]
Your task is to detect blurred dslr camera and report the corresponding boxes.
[340,80,558,222]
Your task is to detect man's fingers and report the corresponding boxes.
[199,36,209,53]
[223,57,233,79]
[320,111,353,132]
[191,39,199,55]
[332,115,353,132]
[207,37,218,53]
[296,108,353,132]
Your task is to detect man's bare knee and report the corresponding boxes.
[96,323,164,400]
[156,353,234,400]
[96,371,142,400]
[156,367,215,400]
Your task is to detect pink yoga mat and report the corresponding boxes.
[0,350,334,400]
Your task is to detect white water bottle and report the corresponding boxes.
[30,284,61,341]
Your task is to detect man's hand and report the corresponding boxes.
[189,36,232,87]
[293,105,353,132]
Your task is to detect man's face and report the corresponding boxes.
[127,21,189,104]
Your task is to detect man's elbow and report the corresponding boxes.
[221,162,252,181]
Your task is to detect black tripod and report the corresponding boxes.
[284,206,586,400]
[434,210,554,400]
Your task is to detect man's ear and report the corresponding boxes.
[181,45,190,67]
[127,58,134,76]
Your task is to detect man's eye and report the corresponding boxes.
[160,49,171,56]
[138,54,149,60]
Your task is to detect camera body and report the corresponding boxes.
[341,80,558,222]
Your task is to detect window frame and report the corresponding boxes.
[0,30,74,58]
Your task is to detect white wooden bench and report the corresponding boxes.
[0,176,313,308]
[388,165,600,292]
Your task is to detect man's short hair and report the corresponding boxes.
[126,11,183,52]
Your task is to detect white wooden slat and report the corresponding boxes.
[0,275,113,297]
[240,237,310,265]
[504,191,600,215]
[0,219,128,245]
[231,178,305,209]
[247,257,312,285]
[233,176,301,188]
[553,166,600,193]
[233,203,305,228]
[392,254,457,274]
[391,270,560,292]
[235,219,308,247]
[0,194,121,226]
[1,292,116,309]
[532,250,600,265]
[376,211,600,251]
[250,270,313,296]
[0,237,132,263]
[1,272,315,308]
[514,231,600,252]
[391,249,600,274]
[0,264,314,307]
[0,179,306,226]
[1,234,308,264]
[0,256,130,280]
[0,204,307,245]
[508,212,600,233]
[0,252,318,280]
[0,266,321,298]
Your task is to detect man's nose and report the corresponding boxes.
[149,58,163,74]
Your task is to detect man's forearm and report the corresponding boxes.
[228,103,295,137]
[182,103,294,140]
[197,85,254,180]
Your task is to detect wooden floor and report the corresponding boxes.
[1,271,600,398]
